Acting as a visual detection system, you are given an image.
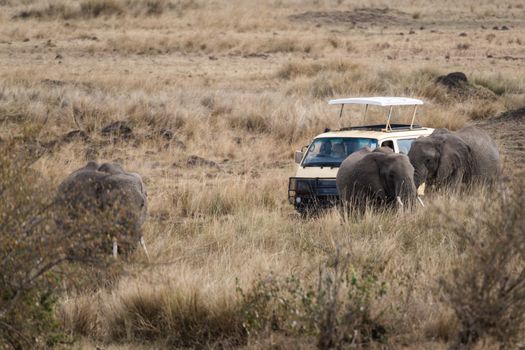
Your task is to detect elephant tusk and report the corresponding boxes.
[140,236,150,260]
[396,196,404,207]
[112,239,118,258]
[417,196,425,207]
[417,183,426,196]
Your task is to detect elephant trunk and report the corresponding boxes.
[412,165,426,190]
[394,177,417,207]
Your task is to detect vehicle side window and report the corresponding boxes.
[397,139,416,154]
[381,140,394,151]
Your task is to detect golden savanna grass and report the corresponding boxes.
[1,0,525,348]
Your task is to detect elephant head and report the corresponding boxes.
[408,129,472,189]
[377,151,417,206]
[336,147,417,209]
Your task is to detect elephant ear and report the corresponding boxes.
[436,136,471,185]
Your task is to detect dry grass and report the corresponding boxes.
[1,0,525,348]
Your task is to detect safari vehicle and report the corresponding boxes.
[288,97,434,213]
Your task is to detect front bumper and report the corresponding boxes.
[288,177,339,212]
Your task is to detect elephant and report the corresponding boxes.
[408,126,500,191]
[55,161,148,258]
[336,147,418,210]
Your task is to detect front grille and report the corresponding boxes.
[288,177,339,209]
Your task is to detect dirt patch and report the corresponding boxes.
[477,106,525,175]
[289,8,411,26]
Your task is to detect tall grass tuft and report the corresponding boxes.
[441,178,525,348]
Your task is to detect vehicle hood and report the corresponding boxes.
[294,166,339,178]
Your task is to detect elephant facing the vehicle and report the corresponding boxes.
[408,126,500,190]
[336,147,417,210]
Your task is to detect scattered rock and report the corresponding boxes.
[168,139,186,149]
[55,53,63,60]
[41,79,65,86]
[459,32,467,36]
[186,155,220,169]
[158,128,174,141]
[493,26,499,30]
[62,129,89,143]
[501,25,509,30]
[409,29,415,34]
[208,55,218,60]
[100,121,133,139]
[242,53,270,59]
[436,72,468,88]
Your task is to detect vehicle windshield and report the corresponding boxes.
[302,137,378,167]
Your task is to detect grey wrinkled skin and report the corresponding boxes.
[55,161,147,254]
[408,126,500,190]
[336,147,417,210]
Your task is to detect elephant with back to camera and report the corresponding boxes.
[336,146,418,210]
[55,161,148,258]
[408,126,500,191]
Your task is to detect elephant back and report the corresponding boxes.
[456,126,501,178]
[55,162,147,255]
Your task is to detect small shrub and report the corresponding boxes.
[0,138,126,348]
[440,179,525,348]
[228,112,270,133]
[102,287,245,347]
[456,43,471,50]
[80,0,123,17]
[466,102,499,120]
[238,251,388,347]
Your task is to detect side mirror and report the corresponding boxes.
[294,150,304,164]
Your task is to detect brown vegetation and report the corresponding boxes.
[1,0,525,349]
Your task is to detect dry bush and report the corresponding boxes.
[472,74,525,96]
[12,0,184,20]
[441,178,525,348]
[239,252,388,348]
[100,285,245,347]
[0,137,137,349]
[465,102,500,121]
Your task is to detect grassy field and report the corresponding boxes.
[1,0,525,349]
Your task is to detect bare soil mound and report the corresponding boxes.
[289,8,410,26]
[478,106,525,175]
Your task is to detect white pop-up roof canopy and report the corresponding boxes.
[328,97,424,131]
[328,97,423,106]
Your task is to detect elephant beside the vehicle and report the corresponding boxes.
[408,126,500,190]
[55,161,148,257]
[336,147,417,210]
